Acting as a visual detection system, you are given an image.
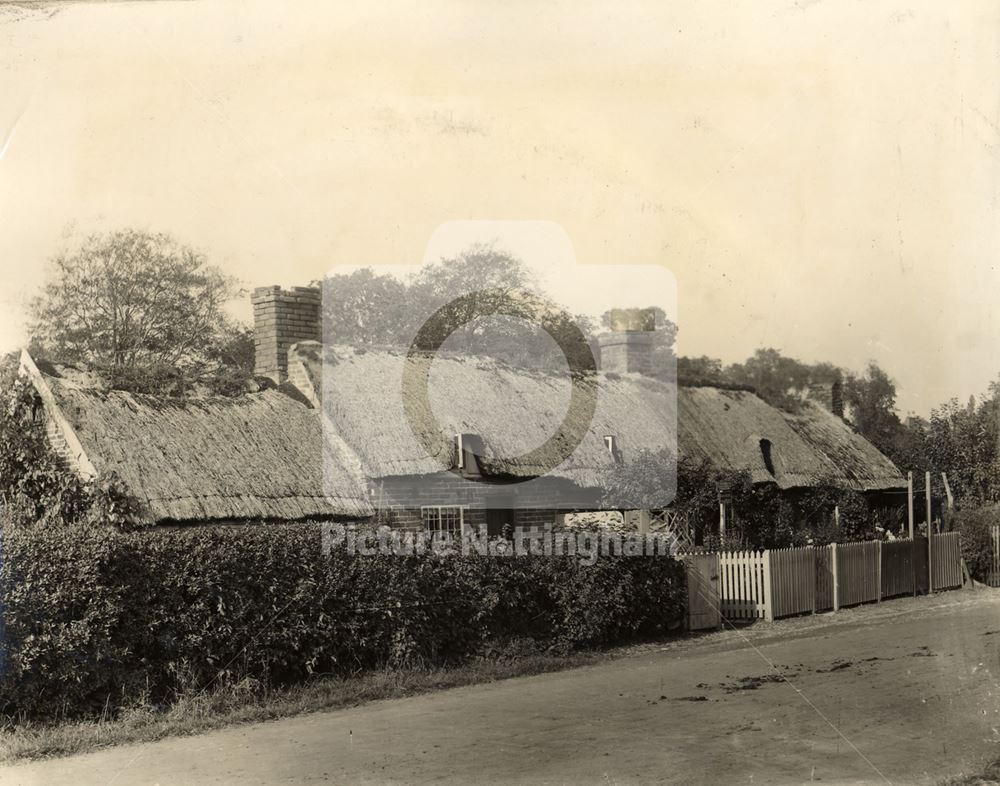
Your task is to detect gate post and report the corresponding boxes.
[762,550,774,622]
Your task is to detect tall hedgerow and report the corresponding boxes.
[0,523,686,720]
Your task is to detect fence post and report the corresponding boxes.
[876,540,882,603]
[926,470,934,594]
[907,471,914,539]
[831,542,839,612]
[762,550,774,622]
[811,546,817,615]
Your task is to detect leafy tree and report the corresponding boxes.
[677,355,725,385]
[29,229,243,392]
[322,244,598,371]
[843,362,903,456]
[30,229,237,368]
[322,268,410,347]
[725,348,837,411]
[923,392,1000,504]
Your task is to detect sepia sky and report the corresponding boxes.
[0,0,998,416]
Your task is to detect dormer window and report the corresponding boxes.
[454,433,483,477]
[759,438,776,476]
[604,435,621,462]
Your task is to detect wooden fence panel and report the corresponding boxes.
[913,536,929,595]
[881,539,915,599]
[837,541,880,608]
[815,544,835,612]
[770,546,816,619]
[718,550,769,621]
[931,532,962,590]
[684,553,721,630]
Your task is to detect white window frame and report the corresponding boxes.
[421,505,467,537]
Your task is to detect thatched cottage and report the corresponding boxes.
[19,285,906,530]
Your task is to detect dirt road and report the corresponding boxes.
[6,591,1000,785]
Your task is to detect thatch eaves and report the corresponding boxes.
[27,352,372,524]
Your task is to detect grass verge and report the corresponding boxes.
[0,650,604,764]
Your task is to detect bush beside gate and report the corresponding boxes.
[0,521,687,721]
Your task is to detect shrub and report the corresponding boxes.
[0,372,140,529]
[0,522,686,720]
[952,504,1000,582]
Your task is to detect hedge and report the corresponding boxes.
[952,504,1000,582]
[0,522,686,720]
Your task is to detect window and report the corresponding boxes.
[421,505,466,536]
[759,438,776,476]
[604,435,620,461]
[454,433,482,476]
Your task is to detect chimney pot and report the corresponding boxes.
[807,380,844,419]
[252,285,322,381]
[596,307,657,375]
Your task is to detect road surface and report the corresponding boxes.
[6,591,1000,785]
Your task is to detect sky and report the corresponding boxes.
[0,0,998,416]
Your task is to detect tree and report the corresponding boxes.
[924,394,1000,504]
[844,361,903,456]
[677,355,724,385]
[321,268,410,347]
[29,229,243,392]
[30,229,237,371]
[725,348,829,410]
[322,244,598,371]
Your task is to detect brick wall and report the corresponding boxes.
[371,473,602,533]
[252,286,322,382]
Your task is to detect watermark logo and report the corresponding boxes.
[321,221,677,515]
[321,523,681,566]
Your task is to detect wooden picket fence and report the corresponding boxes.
[881,538,916,599]
[931,532,962,590]
[717,550,770,620]
[694,534,964,629]
[770,546,817,618]
[836,541,881,607]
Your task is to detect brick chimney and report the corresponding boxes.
[807,380,844,419]
[252,286,322,382]
[595,307,656,375]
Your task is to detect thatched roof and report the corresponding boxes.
[296,343,905,493]
[677,386,904,491]
[29,354,372,523]
[307,344,674,488]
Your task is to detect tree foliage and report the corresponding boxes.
[323,245,609,371]
[843,361,903,456]
[29,229,248,395]
[0,362,138,528]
